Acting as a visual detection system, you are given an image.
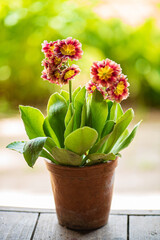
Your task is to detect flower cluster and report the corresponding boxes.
[41,38,82,85]
[41,38,129,103]
[87,58,129,102]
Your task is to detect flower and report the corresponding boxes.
[88,58,129,102]
[41,59,62,84]
[86,81,105,97]
[61,65,80,84]
[107,74,129,102]
[41,40,58,58]
[41,38,83,86]
[86,81,97,93]
[90,59,122,87]
[54,37,83,60]
[49,56,62,67]
[41,62,80,85]
[41,68,61,85]
[41,59,49,68]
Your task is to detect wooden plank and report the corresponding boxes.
[111,210,160,216]
[0,206,56,214]
[0,211,38,240]
[0,206,160,216]
[130,216,160,240]
[33,213,127,240]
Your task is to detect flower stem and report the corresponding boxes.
[69,80,72,103]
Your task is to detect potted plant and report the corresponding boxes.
[7,37,141,230]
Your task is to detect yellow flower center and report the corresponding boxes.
[54,71,60,78]
[91,85,96,91]
[50,45,55,52]
[64,70,75,80]
[60,44,76,56]
[114,81,125,96]
[54,57,61,66]
[97,66,113,81]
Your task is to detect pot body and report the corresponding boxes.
[45,158,118,230]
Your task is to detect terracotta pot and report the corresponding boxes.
[45,158,118,230]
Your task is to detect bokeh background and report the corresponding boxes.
[1,0,160,209]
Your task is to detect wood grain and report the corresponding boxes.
[0,211,38,240]
[0,207,160,215]
[129,216,160,240]
[33,213,127,240]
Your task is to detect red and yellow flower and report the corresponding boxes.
[41,67,61,85]
[41,61,80,85]
[41,59,62,85]
[41,40,58,58]
[61,65,80,84]
[41,59,49,68]
[90,59,122,87]
[54,37,83,61]
[49,56,62,67]
[86,81,105,97]
[106,75,129,102]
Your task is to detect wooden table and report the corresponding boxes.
[0,207,160,240]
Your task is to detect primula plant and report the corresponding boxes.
[7,38,141,167]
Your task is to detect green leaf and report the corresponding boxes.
[106,100,113,120]
[86,94,92,126]
[64,113,75,139]
[40,149,56,162]
[111,129,129,153]
[19,106,45,139]
[23,137,57,167]
[6,140,55,162]
[65,126,98,155]
[89,113,114,155]
[73,86,86,129]
[6,141,26,153]
[44,137,57,154]
[43,117,60,147]
[110,102,117,121]
[89,89,108,139]
[103,108,134,153]
[47,93,68,148]
[65,103,73,127]
[89,120,115,153]
[23,137,46,167]
[101,120,115,138]
[52,147,82,166]
[87,152,116,162]
[60,90,69,104]
[85,153,116,166]
[89,132,111,154]
[80,100,87,127]
[116,153,122,157]
[110,102,123,121]
[72,86,81,103]
[116,103,124,120]
[112,121,142,154]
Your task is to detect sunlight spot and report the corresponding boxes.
[4,12,19,26]
[0,66,11,81]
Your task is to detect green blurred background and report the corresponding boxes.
[1,0,160,114]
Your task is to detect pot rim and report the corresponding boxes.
[44,156,118,171]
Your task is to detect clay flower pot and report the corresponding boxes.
[45,158,118,230]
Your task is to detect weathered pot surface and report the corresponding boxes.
[45,158,118,230]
